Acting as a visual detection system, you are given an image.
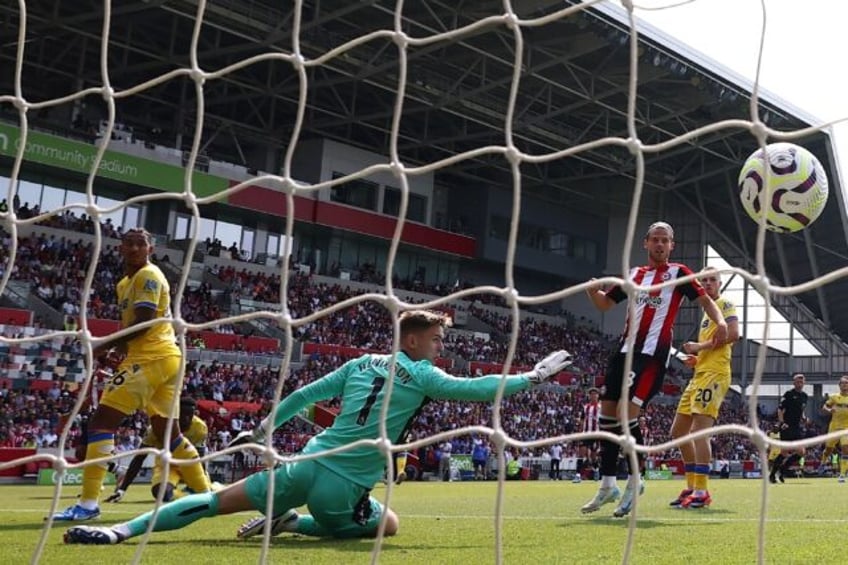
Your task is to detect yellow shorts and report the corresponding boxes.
[99,355,182,417]
[824,425,848,449]
[676,370,730,420]
[151,455,182,488]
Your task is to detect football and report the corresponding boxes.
[737,142,829,233]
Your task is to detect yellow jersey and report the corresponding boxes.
[142,415,208,450]
[116,263,180,361]
[695,295,737,374]
[825,393,848,429]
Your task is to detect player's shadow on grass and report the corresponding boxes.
[181,538,396,551]
[7,522,73,532]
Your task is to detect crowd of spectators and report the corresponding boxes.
[0,226,235,332]
[0,383,83,449]
[0,219,829,475]
[211,262,616,383]
[0,344,828,477]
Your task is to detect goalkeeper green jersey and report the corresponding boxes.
[267,352,533,488]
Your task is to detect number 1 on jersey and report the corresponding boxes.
[356,376,386,425]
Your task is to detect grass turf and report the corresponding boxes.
[2,478,847,564]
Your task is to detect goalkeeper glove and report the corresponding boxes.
[528,350,573,385]
[105,488,126,503]
[227,426,267,450]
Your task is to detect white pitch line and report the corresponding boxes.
[9,509,847,525]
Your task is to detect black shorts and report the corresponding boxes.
[780,426,803,442]
[601,352,667,406]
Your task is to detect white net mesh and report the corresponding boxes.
[1,0,846,563]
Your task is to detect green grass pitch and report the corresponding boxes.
[3,478,846,564]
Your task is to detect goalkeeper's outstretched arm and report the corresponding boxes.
[229,361,353,448]
[424,350,573,402]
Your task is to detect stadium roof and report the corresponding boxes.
[2,0,847,358]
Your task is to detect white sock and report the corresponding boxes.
[601,475,617,488]
[113,524,131,538]
[78,499,98,510]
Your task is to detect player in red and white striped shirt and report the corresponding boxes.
[574,387,601,483]
[580,222,728,517]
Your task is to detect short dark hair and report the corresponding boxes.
[399,310,452,336]
[588,387,599,395]
[180,396,197,411]
[122,228,153,243]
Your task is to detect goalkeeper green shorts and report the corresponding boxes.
[244,458,384,538]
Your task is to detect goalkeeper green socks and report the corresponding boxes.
[117,492,220,538]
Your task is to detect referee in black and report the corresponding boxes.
[770,373,809,483]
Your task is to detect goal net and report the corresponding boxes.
[1,0,844,563]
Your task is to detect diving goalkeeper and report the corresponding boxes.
[64,310,572,544]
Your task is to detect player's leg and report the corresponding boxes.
[574,444,587,483]
[769,447,785,483]
[839,436,848,481]
[581,354,626,514]
[680,413,715,508]
[149,456,182,502]
[51,363,139,521]
[58,356,182,519]
[65,405,126,518]
[302,465,398,539]
[148,356,212,494]
[581,406,622,513]
[439,455,451,481]
[176,462,216,496]
[236,464,400,541]
[300,496,399,539]
[670,412,694,506]
[612,356,664,517]
[670,383,695,506]
[65,478,256,545]
[68,458,313,545]
[680,372,727,508]
[610,398,646,517]
[395,451,408,484]
[821,434,837,472]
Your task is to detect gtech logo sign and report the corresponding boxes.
[37,468,116,486]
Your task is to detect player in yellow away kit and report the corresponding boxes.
[670,267,739,509]
[51,228,206,522]
[767,427,783,472]
[821,376,848,482]
[106,397,213,502]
